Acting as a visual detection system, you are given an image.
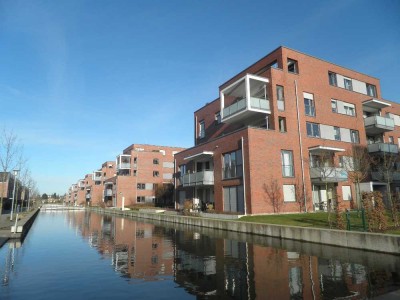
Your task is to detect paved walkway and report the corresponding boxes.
[0,209,37,246]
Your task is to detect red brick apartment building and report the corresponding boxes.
[0,172,30,210]
[104,144,185,208]
[175,46,400,215]
[68,144,185,208]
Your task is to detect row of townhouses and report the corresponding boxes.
[68,46,400,215]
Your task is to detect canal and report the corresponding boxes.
[0,211,399,299]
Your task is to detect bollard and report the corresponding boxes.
[361,208,367,232]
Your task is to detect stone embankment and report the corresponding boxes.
[0,208,40,246]
[88,207,400,255]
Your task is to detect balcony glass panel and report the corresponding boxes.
[310,167,348,181]
[181,171,214,186]
[367,143,398,154]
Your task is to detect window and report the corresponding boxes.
[223,185,244,213]
[350,130,359,144]
[199,120,205,138]
[134,157,138,163]
[344,105,355,116]
[137,183,145,190]
[279,117,287,133]
[334,126,341,141]
[180,164,186,175]
[153,158,159,165]
[344,78,353,91]
[133,170,137,176]
[328,72,337,86]
[283,185,296,202]
[215,112,221,125]
[277,85,285,111]
[366,84,377,97]
[331,100,337,113]
[342,186,352,201]
[287,58,298,73]
[281,150,294,177]
[304,97,315,116]
[306,122,320,138]
[223,149,243,179]
[153,171,159,177]
[389,136,394,144]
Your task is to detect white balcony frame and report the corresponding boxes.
[220,74,270,123]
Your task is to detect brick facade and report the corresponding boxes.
[175,46,400,215]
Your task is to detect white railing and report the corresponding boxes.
[118,163,131,169]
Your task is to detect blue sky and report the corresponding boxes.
[0,0,399,195]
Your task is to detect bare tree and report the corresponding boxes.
[0,128,23,213]
[263,177,282,213]
[371,150,400,223]
[342,145,371,209]
[294,178,307,212]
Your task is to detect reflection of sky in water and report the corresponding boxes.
[0,212,193,300]
[0,211,398,300]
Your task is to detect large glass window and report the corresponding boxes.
[223,185,244,213]
[306,122,320,138]
[304,97,315,116]
[223,149,243,179]
[281,150,294,177]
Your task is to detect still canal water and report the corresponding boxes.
[0,211,399,299]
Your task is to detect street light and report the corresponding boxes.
[10,169,19,221]
[28,188,32,211]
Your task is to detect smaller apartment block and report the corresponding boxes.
[0,171,30,211]
[67,144,185,208]
[175,46,400,215]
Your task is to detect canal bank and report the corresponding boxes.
[0,208,40,243]
[88,207,400,255]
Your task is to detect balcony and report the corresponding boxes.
[78,181,85,188]
[371,171,400,182]
[93,172,102,181]
[85,194,91,199]
[221,74,270,124]
[117,154,131,170]
[181,171,214,187]
[310,167,348,183]
[364,116,394,135]
[104,189,113,197]
[367,143,398,154]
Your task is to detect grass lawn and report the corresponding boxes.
[239,211,400,234]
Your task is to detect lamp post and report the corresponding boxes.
[27,188,32,211]
[10,169,19,221]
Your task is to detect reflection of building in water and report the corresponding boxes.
[67,212,174,281]
[66,212,399,298]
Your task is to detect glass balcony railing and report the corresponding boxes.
[367,143,398,154]
[364,116,394,133]
[222,98,270,120]
[181,171,214,187]
[310,167,348,182]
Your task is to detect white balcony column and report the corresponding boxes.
[245,75,251,110]
[220,91,225,119]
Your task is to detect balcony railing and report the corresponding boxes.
[93,176,102,181]
[222,98,270,120]
[371,171,400,181]
[310,167,348,182]
[367,143,399,154]
[364,116,394,134]
[104,190,113,197]
[181,171,214,187]
[117,163,131,169]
